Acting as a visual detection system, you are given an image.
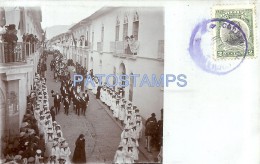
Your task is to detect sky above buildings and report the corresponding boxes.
[41,4,102,28]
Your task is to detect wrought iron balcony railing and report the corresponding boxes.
[0,42,40,63]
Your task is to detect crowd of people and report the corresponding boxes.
[1,47,163,163]
[0,23,40,63]
[50,52,70,83]
[2,70,70,163]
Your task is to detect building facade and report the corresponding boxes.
[0,7,43,140]
[50,7,164,120]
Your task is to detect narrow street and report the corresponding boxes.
[45,55,147,163]
[45,55,122,163]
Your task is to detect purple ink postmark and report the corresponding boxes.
[189,18,249,75]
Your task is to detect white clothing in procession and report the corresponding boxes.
[135,122,143,139]
[125,149,135,163]
[119,105,126,121]
[106,92,112,107]
[77,85,81,93]
[100,88,105,102]
[60,147,71,163]
[114,150,126,164]
[35,154,43,164]
[121,130,131,140]
[51,146,60,161]
[92,80,98,94]
[112,103,120,118]
[128,138,139,161]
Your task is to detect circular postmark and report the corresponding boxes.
[189,18,248,75]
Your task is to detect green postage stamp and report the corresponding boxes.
[212,5,256,59]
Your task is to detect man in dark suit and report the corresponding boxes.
[81,91,89,116]
[64,95,70,116]
[75,95,82,116]
[145,113,158,153]
[53,92,61,115]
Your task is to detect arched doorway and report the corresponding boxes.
[119,63,126,97]
[129,72,134,101]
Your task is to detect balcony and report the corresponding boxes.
[0,42,40,63]
[110,41,137,60]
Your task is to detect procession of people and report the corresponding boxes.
[47,49,163,163]
[2,48,162,163]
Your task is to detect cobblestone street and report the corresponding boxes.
[45,55,147,163]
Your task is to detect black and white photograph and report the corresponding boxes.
[2,1,260,164]
[0,4,164,164]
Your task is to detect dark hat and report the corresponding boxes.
[151,113,156,117]
[79,134,84,138]
[8,24,16,30]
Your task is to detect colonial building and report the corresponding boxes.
[50,7,164,120]
[0,7,43,140]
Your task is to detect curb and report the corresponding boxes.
[89,92,155,162]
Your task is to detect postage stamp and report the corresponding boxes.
[212,5,256,59]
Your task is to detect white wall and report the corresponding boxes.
[165,2,260,164]
[83,7,164,119]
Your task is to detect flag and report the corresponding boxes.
[0,7,6,27]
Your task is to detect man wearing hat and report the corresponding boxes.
[2,24,18,62]
[64,95,70,116]
[145,113,158,153]
[53,92,61,115]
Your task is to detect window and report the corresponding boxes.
[123,23,128,40]
[132,11,139,40]
[115,25,120,41]
[115,16,120,41]
[101,24,104,42]
[123,14,128,40]
[132,21,139,40]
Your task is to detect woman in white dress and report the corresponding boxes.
[135,119,143,140]
[92,77,98,95]
[51,141,60,163]
[124,146,135,163]
[128,138,139,161]
[60,142,71,164]
[118,104,126,126]
[113,98,120,119]
[113,146,125,164]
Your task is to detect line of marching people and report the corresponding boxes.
[91,83,142,163]
[92,82,163,163]
[50,79,89,117]
[33,73,71,164]
[2,72,71,164]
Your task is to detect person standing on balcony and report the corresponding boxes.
[129,35,139,55]
[2,24,18,62]
[124,36,131,54]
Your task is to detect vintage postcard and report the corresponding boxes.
[0,1,260,164]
